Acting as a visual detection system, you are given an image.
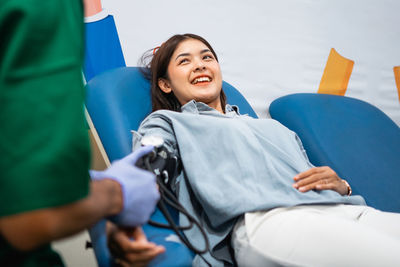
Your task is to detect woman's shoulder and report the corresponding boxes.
[143,109,185,121]
[139,109,189,130]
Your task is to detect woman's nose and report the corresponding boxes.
[195,65,206,72]
[193,59,206,72]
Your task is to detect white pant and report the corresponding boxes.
[232,204,400,267]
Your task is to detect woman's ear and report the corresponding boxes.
[158,78,172,93]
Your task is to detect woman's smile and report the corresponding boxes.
[191,75,212,85]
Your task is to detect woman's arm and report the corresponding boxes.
[293,166,351,196]
[135,114,178,157]
[0,179,122,251]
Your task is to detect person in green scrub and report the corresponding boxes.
[0,1,161,266]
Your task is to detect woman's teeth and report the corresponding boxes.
[192,77,211,84]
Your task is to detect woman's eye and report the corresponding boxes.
[203,55,213,60]
[179,58,189,64]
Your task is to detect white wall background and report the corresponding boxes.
[101,0,400,123]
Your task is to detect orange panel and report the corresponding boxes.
[394,66,400,103]
[318,48,354,96]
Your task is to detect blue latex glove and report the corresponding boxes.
[90,146,159,227]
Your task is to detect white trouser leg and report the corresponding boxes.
[232,205,400,267]
[353,205,400,238]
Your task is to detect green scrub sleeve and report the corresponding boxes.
[0,0,90,217]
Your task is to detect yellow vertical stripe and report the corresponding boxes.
[318,48,354,95]
[394,66,400,103]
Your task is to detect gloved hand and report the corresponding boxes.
[90,146,159,227]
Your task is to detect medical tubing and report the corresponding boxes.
[153,192,210,254]
[143,157,210,254]
[144,158,193,230]
[156,177,196,230]
[149,180,193,230]
[151,189,193,230]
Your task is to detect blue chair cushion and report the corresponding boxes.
[269,93,400,213]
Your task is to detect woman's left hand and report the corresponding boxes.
[293,166,349,195]
[107,225,165,267]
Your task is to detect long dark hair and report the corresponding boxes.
[140,33,226,112]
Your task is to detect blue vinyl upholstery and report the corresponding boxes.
[85,66,257,267]
[269,93,400,213]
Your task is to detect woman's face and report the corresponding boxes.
[158,38,223,112]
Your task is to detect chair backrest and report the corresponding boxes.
[269,93,400,213]
[85,66,257,162]
[85,66,257,267]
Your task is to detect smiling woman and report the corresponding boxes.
[112,33,400,267]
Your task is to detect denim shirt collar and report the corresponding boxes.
[181,100,240,117]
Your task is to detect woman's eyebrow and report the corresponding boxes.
[175,49,211,61]
[200,49,211,54]
[175,53,190,61]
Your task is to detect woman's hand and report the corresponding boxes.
[108,225,165,267]
[293,166,349,196]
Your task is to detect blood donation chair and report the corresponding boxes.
[85,66,257,267]
[269,93,400,213]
